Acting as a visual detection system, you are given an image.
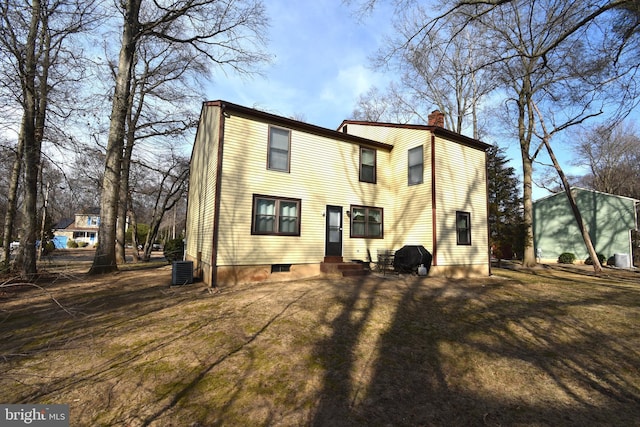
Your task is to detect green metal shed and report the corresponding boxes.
[533,188,638,265]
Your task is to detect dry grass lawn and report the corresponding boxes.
[1,260,640,426]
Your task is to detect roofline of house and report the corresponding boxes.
[339,120,492,151]
[64,227,98,232]
[534,186,640,204]
[76,208,101,215]
[204,100,394,151]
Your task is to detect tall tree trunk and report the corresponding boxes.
[19,0,42,277]
[521,153,536,266]
[89,0,140,274]
[116,118,136,264]
[546,141,602,274]
[2,120,25,270]
[129,205,140,263]
[115,144,132,265]
[519,80,537,268]
[532,103,603,274]
[115,181,127,264]
[34,11,51,262]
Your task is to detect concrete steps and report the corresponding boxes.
[320,257,370,277]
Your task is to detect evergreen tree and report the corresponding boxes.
[487,145,525,260]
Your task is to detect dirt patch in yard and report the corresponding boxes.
[1,263,639,426]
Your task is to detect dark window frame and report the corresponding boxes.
[271,264,291,273]
[408,145,424,185]
[350,205,384,239]
[456,211,471,245]
[251,194,301,236]
[267,126,291,172]
[359,146,377,183]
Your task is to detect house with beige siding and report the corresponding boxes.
[185,100,491,287]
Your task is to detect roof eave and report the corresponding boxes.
[205,100,394,151]
[339,119,491,151]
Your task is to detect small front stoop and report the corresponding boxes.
[320,257,370,277]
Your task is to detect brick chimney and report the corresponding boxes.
[428,110,445,128]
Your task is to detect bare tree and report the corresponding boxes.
[1,122,25,271]
[0,0,97,274]
[110,36,203,265]
[351,85,416,123]
[533,102,603,273]
[353,0,640,268]
[572,121,640,199]
[353,12,497,137]
[393,10,498,136]
[134,151,189,261]
[90,0,270,274]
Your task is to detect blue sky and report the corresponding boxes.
[203,0,639,201]
[204,0,557,200]
[205,0,394,129]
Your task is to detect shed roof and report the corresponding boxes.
[534,187,640,204]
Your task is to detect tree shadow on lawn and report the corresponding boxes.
[2,268,640,426]
[1,268,319,425]
[0,266,208,399]
[310,273,640,426]
[138,286,316,426]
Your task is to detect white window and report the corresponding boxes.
[359,147,376,183]
[408,145,423,185]
[268,126,291,172]
[253,195,301,235]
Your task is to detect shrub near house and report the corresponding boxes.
[534,188,638,265]
[558,252,576,264]
[163,239,184,263]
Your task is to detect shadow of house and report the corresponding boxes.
[185,101,491,288]
[533,188,639,266]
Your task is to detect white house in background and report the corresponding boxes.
[53,208,100,248]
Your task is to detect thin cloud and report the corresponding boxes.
[205,0,395,128]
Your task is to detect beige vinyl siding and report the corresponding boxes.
[187,105,490,283]
[216,113,394,266]
[434,137,488,266]
[346,124,434,252]
[386,129,433,251]
[342,124,403,145]
[185,105,220,267]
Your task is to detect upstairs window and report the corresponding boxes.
[408,145,424,185]
[359,147,376,183]
[351,206,383,238]
[268,126,291,172]
[252,195,301,236]
[456,211,471,245]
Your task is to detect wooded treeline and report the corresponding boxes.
[351,0,640,272]
[1,0,639,277]
[0,0,270,276]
